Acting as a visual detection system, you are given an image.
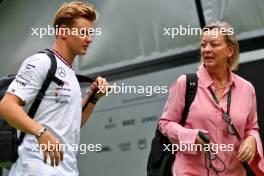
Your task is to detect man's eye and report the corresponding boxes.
[201,43,206,48]
[80,30,87,36]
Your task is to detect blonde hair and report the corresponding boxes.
[53,1,97,28]
[202,21,239,70]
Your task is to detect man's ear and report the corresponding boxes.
[58,25,70,39]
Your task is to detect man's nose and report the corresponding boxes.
[85,35,93,43]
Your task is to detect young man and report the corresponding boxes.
[0,2,108,175]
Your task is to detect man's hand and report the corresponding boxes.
[90,76,110,99]
[81,76,110,127]
[36,130,63,167]
[237,136,256,164]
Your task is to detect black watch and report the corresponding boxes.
[89,95,99,104]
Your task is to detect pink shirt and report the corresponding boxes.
[159,65,264,176]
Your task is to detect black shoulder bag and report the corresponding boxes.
[147,73,198,176]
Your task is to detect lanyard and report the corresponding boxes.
[209,85,241,140]
[208,85,232,114]
[208,85,254,174]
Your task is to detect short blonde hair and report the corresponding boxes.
[53,1,97,28]
[202,21,239,70]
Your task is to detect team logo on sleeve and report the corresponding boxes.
[57,67,66,78]
[25,64,36,70]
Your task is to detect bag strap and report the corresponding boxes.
[180,73,198,126]
[27,49,64,117]
[76,74,94,83]
[18,49,95,144]
[18,49,63,144]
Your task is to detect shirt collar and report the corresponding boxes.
[198,65,236,88]
[50,49,72,68]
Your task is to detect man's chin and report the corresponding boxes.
[78,50,87,55]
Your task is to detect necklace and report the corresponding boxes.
[215,85,226,91]
[214,81,227,91]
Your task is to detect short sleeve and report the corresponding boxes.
[7,53,51,104]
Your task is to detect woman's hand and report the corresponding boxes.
[195,135,207,145]
[237,136,256,164]
[37,130,64,167]
[195,130,209,145]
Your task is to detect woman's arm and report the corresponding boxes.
[237,85,264,174]
[158,75,201,154]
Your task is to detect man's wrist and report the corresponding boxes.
[35,127,47,138]
[86,89,100,105]
[89,93,100,104]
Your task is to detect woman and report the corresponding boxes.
[159,21,264,176]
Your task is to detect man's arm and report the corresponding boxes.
[81,92,97,127]
[0,93,63,166]
[81,77,108,128]
[0,93,43,135]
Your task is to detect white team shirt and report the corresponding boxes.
[7,49,82,176]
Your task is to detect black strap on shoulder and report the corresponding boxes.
[18,49,62,144]
[76,74,94,83]
[43,49,65,87]
[27,49,62,118]
[180,73,198,126]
